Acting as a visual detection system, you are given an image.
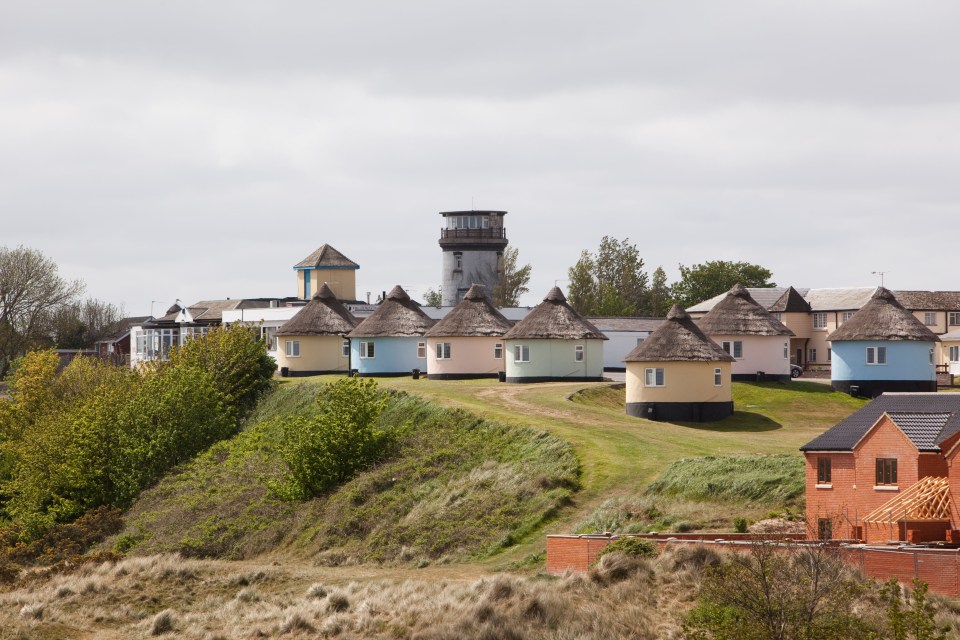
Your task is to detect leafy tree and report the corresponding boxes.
[0,246,84,377]
[648,266,672,317]
[166,323,275,416]
[881,578,947,640]
[671,260,775,308]
[567,237,649,316]
[276,377,392,500]
[492,245,532,307]
[49,298,125,349]
[422,287,443,308]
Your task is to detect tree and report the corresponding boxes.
[492,245,532,307]
[567,237,649,316]
[422,288,442,308]
[671,260,775,308]
[648,266,672,317]
[49,298,125,349]
[0,246,84,377]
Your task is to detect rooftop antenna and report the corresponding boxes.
[150,300,161,317]
[871,271,887,287]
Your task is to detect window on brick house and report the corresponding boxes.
[818,457,831,484]
[876,458,897,485]
[818,518,832,540]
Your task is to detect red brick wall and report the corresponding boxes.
[548,536,960,598]
[918,453,948,478]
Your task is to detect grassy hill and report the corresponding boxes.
[114,382,579,565]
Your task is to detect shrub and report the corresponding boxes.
[274,377,391,500]
[733,517,748,533]
[596,537,658,561]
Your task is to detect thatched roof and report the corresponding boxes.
[424,284,513,337]
[625,305,735,362]
[294,244,359,269]
[827,287,940,343]
[503,287,607,340]
[697,284,795,337]
[276,284,358,336]
[348,285,435,338]
[768,286,811,313]
[895,291,960,311]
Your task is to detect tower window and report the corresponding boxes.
[454,252,463,270]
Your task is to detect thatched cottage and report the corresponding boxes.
[697,283,794,382]
[502,287,607,383]
[275,284,359,376]
[624,304,736,422]
[828,287,940,396]
[347,285,435,376]
[424,284,511,380]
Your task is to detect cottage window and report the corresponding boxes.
[771,312,782,321]
[514,345,530,363]
[813,313,828,329]
[817,457,832,484]
[342,339,350,357]
[950,312,960,326]
[930,348,935,365]
[866,346,887,365]
[809,349,817,363]
[436,342,452,359]
[876,458,897,486]
[417,342,426,359]
[924,312,937,326]
[285,340,300,357]
[135,334,146,355]
[261,326,278,351]
[644,368,665,387]
[841,311,855,323]
[950,346,959,362]
[494,343,503,359]
[714,368,722,386]
[721,341,743,359]
[575,345,584,362]
[360,341,375,359]
[817,518,832,541]
[783,342,789,359]
[827,348,832,362]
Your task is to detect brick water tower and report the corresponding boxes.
[439,210,508,306]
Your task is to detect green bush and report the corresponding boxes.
[733,517,748,533]
[274,377,392,500]
[595,536,658,561]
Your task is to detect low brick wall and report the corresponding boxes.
[547,534,960,598]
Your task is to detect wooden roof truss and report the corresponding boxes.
[862,476,952,523]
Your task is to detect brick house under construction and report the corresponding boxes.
[802,393,960,544]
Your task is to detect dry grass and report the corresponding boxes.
[0,549,717,639]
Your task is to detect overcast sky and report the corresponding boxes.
[2,1,958,314]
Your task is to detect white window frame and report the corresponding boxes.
[644,367,665,387]
[417,341,426,359]
[841,311,855,323]
[285,340,300,357]
[783,342,789,359]
[359,341,375,359]
[494,343,503,359]
[949,312,960,327]
[813,313,828,329]
[809,348,817,363]
[574,344,584,362]
[924,312,937,326]
[771,312,782,321]
[514,344,530,363]
[827,348,832,362]
[436,342,452,359]
[930,348,935,365]
[342,339,350,358]
[949,346,959,362]
[714,368,722,386]
[866,346,887,365]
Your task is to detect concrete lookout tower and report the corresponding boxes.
[439,210,508,306]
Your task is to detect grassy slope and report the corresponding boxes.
[117,383,578,564]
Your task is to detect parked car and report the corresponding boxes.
[790,364,803,378]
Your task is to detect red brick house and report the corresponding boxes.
[802,393,960,544]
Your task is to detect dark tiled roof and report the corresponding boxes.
[294,244,359,269]
[887,413,953,451]
[895,291,960,311]
[769,286,812,313]
[801,393,960,453]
